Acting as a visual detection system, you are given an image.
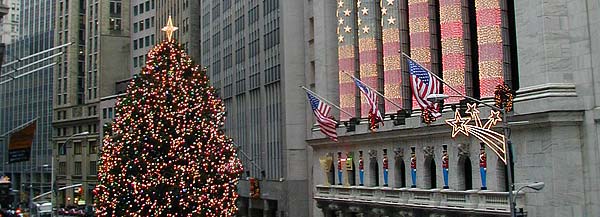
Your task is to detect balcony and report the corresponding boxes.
[315,185,523,215]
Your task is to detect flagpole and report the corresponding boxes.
[401,53,467,97]
[300,86,354,117]
[341,71,403,110]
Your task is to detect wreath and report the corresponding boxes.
[494,83,514,112]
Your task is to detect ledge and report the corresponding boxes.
[314,185,524,215]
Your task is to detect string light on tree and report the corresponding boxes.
[94,18,243,216]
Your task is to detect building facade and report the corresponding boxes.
[0,0,19,44]
[130,0,155,76]
[0,0,55,207]
[52,0,130,210]
[199,0,308,216]
[156,0,200,61]
[306,0,600,217]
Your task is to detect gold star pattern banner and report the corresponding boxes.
[380,0,403,113]
[337,0,359,120]
[358,0,382,117]
[446,103,507,164]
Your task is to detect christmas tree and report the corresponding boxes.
[95,18,243,216]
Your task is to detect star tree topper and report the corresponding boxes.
[161,16,179,41]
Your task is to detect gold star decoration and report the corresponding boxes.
[343,9,351,16]
[446,109,471,137]
[381,7,388,16]
[387,16,396,25]
[361,7,369,15]
[465,103,480,116]
[161,16,179,41]
[387,0,395,6]
[338,35,345,43]
[488,110,502,126]
[338,18,345,25]
[344,25,352,33]
[338,1,344,8]
[362,25,370,33]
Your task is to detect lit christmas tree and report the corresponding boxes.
[95,17,243,216]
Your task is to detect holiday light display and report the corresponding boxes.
[95,19,243,216]
[338,0,359,120]
[381,0,403,113]
[440,0,466,104]
[445,103,507,164]
[494,83,514,112]
[476,0,504,97]
[358,0,382,117]
[408,0,432,109]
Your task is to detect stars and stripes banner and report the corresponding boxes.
[353,78,383,130]
[306,91,338,142]
[407,57,442,118]
[337,0,358,121]
[358,0,382,117]
[381,0,404,113]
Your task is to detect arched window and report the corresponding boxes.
[328,161,335,186]
[348,160,356,186]
[369,159,379,187]
[497,159,508,192]
[394,158,406,188]
[457,156,473,190]
[423,157,437,189]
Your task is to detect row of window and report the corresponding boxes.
[133,34,155,50]
[102,107,114,119]
[57,161,97,176]
[133,17,155,33]
[133,55,147,68]
[133,0,155,16]
[58,140,98,156]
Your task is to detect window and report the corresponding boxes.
[151,34,155,45]
[133,5,138,16]
[145,18,150,29]
[145,36,150,47]
[109,1,122,17]
[133,22,138,33]
[59,162,67,175]
[145,1,150,11]
[108,107,113,118]
[89,161,97,175]
[134,57,138,67]
[74,162,82,175]
[133,39,138,50]
[74,142,82,155]
[151,0,155,9]
[89,140,97,154]
[102,108,107,119]
[59,143,66,155]
[109,18,122,31]
[139,3,143,14]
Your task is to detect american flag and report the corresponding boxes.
[306,91,338,142]
[407,58,442,118]
[353,78,383,129]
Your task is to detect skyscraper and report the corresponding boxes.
[200,0,308,215]
[0,0,55,207]
[52,0,130,210]
[156,0,200,61]
[0,0,19,44]
[130,0,156,76]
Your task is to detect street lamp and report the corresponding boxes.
[426,93,517,217]
[52,131,89,216]
[512,182,544,216]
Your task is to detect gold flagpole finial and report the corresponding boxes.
[161,16,178,41]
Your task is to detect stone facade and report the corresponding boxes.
[305,0,600,216]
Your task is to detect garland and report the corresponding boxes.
[494,83,514,112]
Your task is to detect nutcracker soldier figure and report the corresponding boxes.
[410,147,417,188]
[479,143,487,190]
[442,145,449,189]
[359,151,365,186]
[383,149,389,187]
[337,152,343,185]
